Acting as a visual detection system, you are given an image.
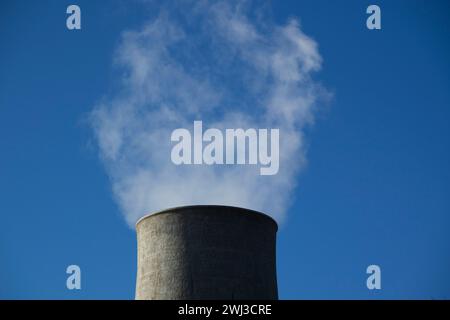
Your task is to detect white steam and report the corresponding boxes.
[90,1,326,227]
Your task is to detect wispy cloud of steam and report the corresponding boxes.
[90,1,327,227]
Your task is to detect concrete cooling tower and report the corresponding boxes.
[135,205,278,300]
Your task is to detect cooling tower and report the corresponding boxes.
[135,205,278,300]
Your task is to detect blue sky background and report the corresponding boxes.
[0,0,449,299]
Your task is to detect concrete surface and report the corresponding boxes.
[135,205,278,300]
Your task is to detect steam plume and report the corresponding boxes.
[90,1,327,227]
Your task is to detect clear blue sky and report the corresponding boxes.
[0,0,449,299]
